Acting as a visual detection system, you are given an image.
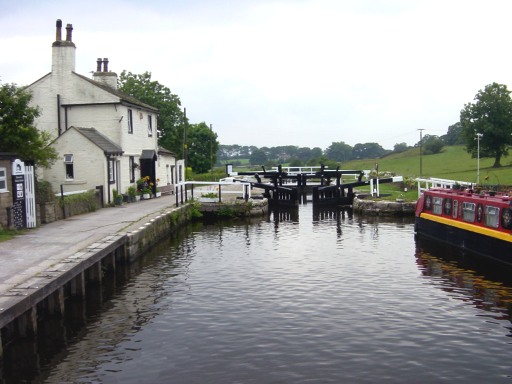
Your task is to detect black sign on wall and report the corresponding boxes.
[12,174,25,229]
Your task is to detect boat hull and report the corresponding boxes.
[415,214,512,265]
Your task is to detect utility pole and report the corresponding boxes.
[476,132,483,184]
[418,129,425,178]
[210,123,213,177]
[183,108,188,170]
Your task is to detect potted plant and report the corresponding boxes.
[127,186,137,202]
[113,189,123,205]
[142,187,152,199]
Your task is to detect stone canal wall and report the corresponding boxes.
[352,197,416,216]
[0,204,193,356]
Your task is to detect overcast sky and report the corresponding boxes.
[1,0,512,150]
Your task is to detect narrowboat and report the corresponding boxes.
[415,187,512,265]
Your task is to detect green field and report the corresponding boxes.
[342,145,512,186]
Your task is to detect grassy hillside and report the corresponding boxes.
[342,145,512,186]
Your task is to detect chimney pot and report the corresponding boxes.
[103,58,109,72]
[65,23,73,42]
[56,19,62,41]
[96,58,102,72]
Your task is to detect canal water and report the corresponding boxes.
[3,204,512,383]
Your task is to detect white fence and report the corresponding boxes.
[24,164,36,228]
[416,177,473,198]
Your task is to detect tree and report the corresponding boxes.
[393,142,409,153]
[352,142,388,159]
[118,71,185,157]
[0,83,58,167]
[460,82,512,167]
[441,122,464,145]
[249,149,268,165]
[325,141,353,162]
[422,134,444,155]
[187,122,219,174]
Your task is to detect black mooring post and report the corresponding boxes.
[60,184,66,219]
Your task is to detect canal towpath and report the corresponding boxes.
[0,195,179,298]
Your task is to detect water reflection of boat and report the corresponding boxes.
[415,237,512,318]
[415,187,512,265]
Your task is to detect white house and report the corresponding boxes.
[26,19,179,204]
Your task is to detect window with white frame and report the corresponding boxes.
[128,109,133,134]
[0,167,7,192]
[64,154,74,180]
[484,206,500,228]
[148,115,153,137]
[462,202,476,222]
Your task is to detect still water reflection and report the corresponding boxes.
[3,205,512,383]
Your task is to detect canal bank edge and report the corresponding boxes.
[0,204,193,355]
[196,197,269,218]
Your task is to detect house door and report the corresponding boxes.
[140,150,157,194]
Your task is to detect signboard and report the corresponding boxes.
[11,159,25,229]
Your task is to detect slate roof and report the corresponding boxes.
[74,127,124,156]
[73,73,159,112]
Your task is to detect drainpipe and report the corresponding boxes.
[57,94,61,136]
[106,155,111,205]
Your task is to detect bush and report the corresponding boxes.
[35,180,55,203]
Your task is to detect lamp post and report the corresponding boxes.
[418,129,425,178]
[476,132,483,184]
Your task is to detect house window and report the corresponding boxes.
[148,115,153,137]
[129,156,135,183]
[0,167,7,192]
[109,159,116,183]
[128,109,133,134]
[64,154,74,180]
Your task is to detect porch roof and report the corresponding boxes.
[75,127,124,156]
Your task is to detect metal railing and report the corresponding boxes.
[416,177,473,198]
[175,181,252,206]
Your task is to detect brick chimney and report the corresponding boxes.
[93,58,118,89]
[51,19,76,74]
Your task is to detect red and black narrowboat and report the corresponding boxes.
[415,187,512,265]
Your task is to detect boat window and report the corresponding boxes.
[484,206,500,228]
[462,202,476,222]
[424,195,432,211]
[433,197,443,215]
[502,208,512,229]
[476,204,483,222]
[443,198,452,215]
[452,200,458,218]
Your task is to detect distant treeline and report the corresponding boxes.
[218,123,462,167]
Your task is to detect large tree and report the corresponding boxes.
[460,82,512,167]
[118,71,185,157]
[187,122,219,174]
[352,142,388,159]
[325,141,353,162]
[0,83,58,167]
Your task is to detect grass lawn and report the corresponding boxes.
[0,229,24,243]
[342,145,512,185]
